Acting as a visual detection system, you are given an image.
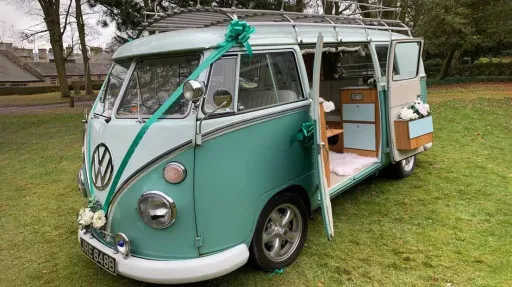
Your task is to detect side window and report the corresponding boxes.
[203,57,237,113]
[117,55,200,117]
[375,45,389,76]
[392,42,421,81]
[237,52,302,112]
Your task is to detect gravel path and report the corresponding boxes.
[0,101,93,114]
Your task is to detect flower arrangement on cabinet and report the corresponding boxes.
[399,98,431,121]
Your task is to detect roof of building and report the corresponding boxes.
[0,54,43,82]
[113,25,409,60]
[28,62,111,76]
[74,52,113,64]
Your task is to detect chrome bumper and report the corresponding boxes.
[78,229,249,284]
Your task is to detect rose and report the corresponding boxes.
[78,208,94,226]
[399,107,416,120]
[92,210,106,229]
[418,105,429,116]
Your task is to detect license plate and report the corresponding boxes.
[80,237,116,275]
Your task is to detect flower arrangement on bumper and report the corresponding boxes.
[77,196,106,230]
[399,98,431,121]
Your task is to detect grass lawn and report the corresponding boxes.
[0,83,511,286]
[0,92,97,107]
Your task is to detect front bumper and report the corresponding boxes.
[78,229,249,284]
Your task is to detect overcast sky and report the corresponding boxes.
[0,2,116,51]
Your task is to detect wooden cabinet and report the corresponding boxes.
[340,87,380,158]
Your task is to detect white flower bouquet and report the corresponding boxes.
[399,98,431,121]
[77,196,106,230]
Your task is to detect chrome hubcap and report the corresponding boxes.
[262,203,302,262]
[402,156,414,172]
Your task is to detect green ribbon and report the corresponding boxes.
[95,19,255,213]
[268,268,285,277]
[296,121,315,147]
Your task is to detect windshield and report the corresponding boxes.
[97,61,131,117]
[117,54,200,118]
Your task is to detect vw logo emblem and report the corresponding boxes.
[91,143,113,190]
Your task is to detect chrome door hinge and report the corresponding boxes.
[195,236,203,248]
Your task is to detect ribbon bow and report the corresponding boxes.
[296,122,315,147]
[222,19,255,57]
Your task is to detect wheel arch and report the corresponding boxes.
[243,175,315,248]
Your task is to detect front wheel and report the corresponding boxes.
[388,155,416,179]
[249,192,308,271]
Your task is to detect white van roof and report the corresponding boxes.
[113,7,411,60]
[113,25,409,60]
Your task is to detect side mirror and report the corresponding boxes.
[196,89,233,147]
[212,88,233,108]
[183,80,205,102]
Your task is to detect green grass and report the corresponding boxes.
[1,84,511,286]
[0,92,98,107]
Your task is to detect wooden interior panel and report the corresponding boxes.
[319,103,331,187]
[394,120,410,150]
[341,88,378,103]
[375,92,381,154]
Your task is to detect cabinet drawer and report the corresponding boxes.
[342,104,375,122]
[343,123,376,151]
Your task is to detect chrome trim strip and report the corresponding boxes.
[202,103,310,141]
[106,140,193,224]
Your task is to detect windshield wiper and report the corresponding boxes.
[92,112,112,123]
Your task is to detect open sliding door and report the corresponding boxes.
[310,33,334,240]
[387,39,427,163]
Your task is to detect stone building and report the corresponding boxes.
[0,42,111,87]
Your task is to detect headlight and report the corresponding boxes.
[137,191,176,229]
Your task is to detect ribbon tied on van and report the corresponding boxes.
[84,20,256,216]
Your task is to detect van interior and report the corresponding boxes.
[302,44,383,188]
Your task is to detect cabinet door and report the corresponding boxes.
[343,123,376,151]
[342,104,375,122]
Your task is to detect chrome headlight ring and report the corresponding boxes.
[137,191,177,229]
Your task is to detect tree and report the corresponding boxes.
[35,0,73,97]
[90,0,312,45]
[75,0,92,95]
[415,0,512,79]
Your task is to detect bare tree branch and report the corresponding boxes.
[61,0,74,35]
[21,29,49,41]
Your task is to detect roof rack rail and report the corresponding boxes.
[136,0,410,40]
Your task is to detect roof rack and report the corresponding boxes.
[137,0,411,40]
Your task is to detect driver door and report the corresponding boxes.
[310,33,334,240]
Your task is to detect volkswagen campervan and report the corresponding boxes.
[76,4,433,284]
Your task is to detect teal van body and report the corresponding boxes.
[75,6,432,284]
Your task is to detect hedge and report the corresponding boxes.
[427,76,512,86]
[0,81,104,96]
[425,62,512,78]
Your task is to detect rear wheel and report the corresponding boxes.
[250,192,308,271]
[388,155,416,179]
